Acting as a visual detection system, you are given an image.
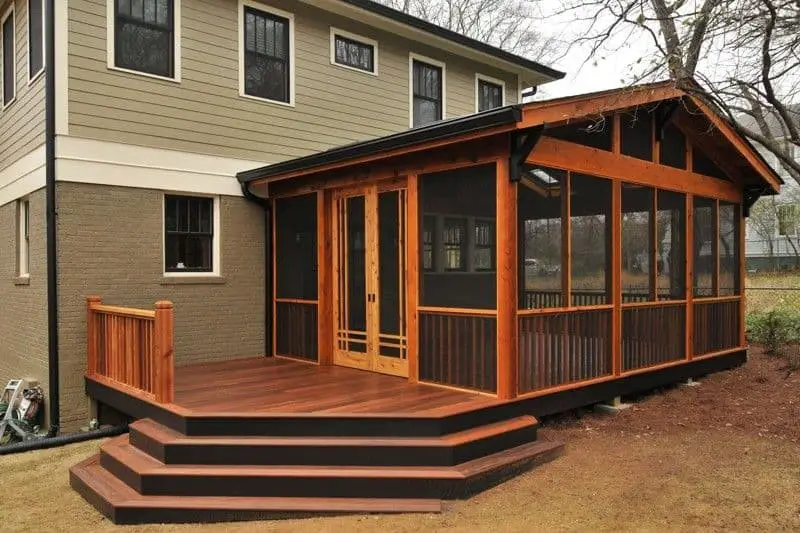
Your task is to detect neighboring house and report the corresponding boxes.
[0,0,562,434]
[742,105,800,271]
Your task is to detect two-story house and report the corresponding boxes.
[0,0,563,434]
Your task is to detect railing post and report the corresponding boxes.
[153,301,175,403]
[86,296,102,377]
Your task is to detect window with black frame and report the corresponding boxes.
[115,0,175,78]
[477,78,503,112]
[422,215,435,272]
[443,218,466,271]
[412,59,442,127]
[474,219,495,271]
[2,7,14,106]
[244,7,291,103]
[164,195,214,273]
[333,33,375,73]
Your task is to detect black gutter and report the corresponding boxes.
[238,105,522,184]
[336,0,565,81]
[0,425,127,456]
[241,184,273,358]
[45,0,59,437]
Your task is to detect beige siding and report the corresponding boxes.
[56,182,265,432]
[67,0,518,163]
[0,188,49,417]
[0,0,45,172]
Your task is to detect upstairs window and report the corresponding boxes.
[331,29,376,74]
[2,5,15,106]
[28,0,43,79]
[164,195,216,274]
[242,5,292,104]
[411,57,443,127]
[113,0,176,79]
[476,76,504,112]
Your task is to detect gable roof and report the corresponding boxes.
[239,81,782,194]
[312,0,564,85]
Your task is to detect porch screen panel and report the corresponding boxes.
[719,202,740,296]
[571,173,612,305]
[621,183,653,302]
[275,193,318,360]
[419,164,497,309]
[657,190,686,300]
[518,166,565,309]
[693,197,715,297]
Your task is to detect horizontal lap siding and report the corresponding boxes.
[67,0,518,162]
[0,0,45,172]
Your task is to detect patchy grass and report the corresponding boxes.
[2,347,799,533]
[746,272,800,314]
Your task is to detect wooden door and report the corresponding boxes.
[332,182,408,377]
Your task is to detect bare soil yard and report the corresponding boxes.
[1,346,798,532]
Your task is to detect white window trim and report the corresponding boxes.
[238,0,295,108]
[162,194,222,277]
[106,0,182,83]
[475,73,506,113]
[1,3,16,110]
[409,52,446,128]
[18,198,30,278]
[329,27,378,76]
[26,0,45,84]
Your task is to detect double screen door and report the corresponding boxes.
[332,181,408,377]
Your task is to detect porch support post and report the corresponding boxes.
[739,207,746,348]
[317,190,333,365]
[496,157,518,400]
[86,296,102,378]
[407,174,420,382]
[686,193,694,360]
[611,180,622,376]
[153,301,175,404]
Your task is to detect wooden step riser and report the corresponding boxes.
[129,425,539,467]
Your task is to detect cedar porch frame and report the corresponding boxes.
[250,83,780,402]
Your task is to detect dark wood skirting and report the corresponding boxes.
[275,301,319,361]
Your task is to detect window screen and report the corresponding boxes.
[719,202,739,296]
[2,9,14,105]
[546,119,613,151]
[419,164,496,309]
[477,79,503,112]
[660,122,686,169]
[693,196,715,297]
[571,173,612,305]
[275,193,318,300]
[412,60,442,127]
[333,34,374,72]
[657,190,686,300]
[28,0,43,78]
[115,0,174,78]
[622,183,653,302]
[164,196,214,272]
[693,147,728,180]
[518,165,566,309]
[244,7,290,103]
[620,110,654,161]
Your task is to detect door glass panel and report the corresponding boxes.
[377,190,406,358]
[346,195,367,353]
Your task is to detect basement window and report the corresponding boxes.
[164,195,219,275]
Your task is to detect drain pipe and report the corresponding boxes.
[0,425,127,456]
[44,0,60,437]
[241,183,273,357]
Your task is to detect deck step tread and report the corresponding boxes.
[72,456,442,514]
[130,415,537,447]
[455,439,564,477]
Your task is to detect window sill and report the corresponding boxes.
[238,91,295,108]
[331,60,378,77]
[161,276,226,286]
[27,69,45,86]
[14,276,30,286]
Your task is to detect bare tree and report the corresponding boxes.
[557,0,800,183]
[377,0,558,61]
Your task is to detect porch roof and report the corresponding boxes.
[237,81,783,195]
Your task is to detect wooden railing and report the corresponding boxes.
[522,290,650,309]
[86,297,175,403]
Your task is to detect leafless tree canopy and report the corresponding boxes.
[558,0,800,183]
[376,0,557,62]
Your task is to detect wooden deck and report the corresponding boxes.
[173,356,499,416]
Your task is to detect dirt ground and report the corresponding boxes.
[1,346,799,532]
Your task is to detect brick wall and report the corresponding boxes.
[0,189,49,416]
[56,182,266,432]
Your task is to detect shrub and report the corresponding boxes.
[746,309,800,359]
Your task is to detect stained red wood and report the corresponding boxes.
[496,158,517,399]
[173,357,499,415]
